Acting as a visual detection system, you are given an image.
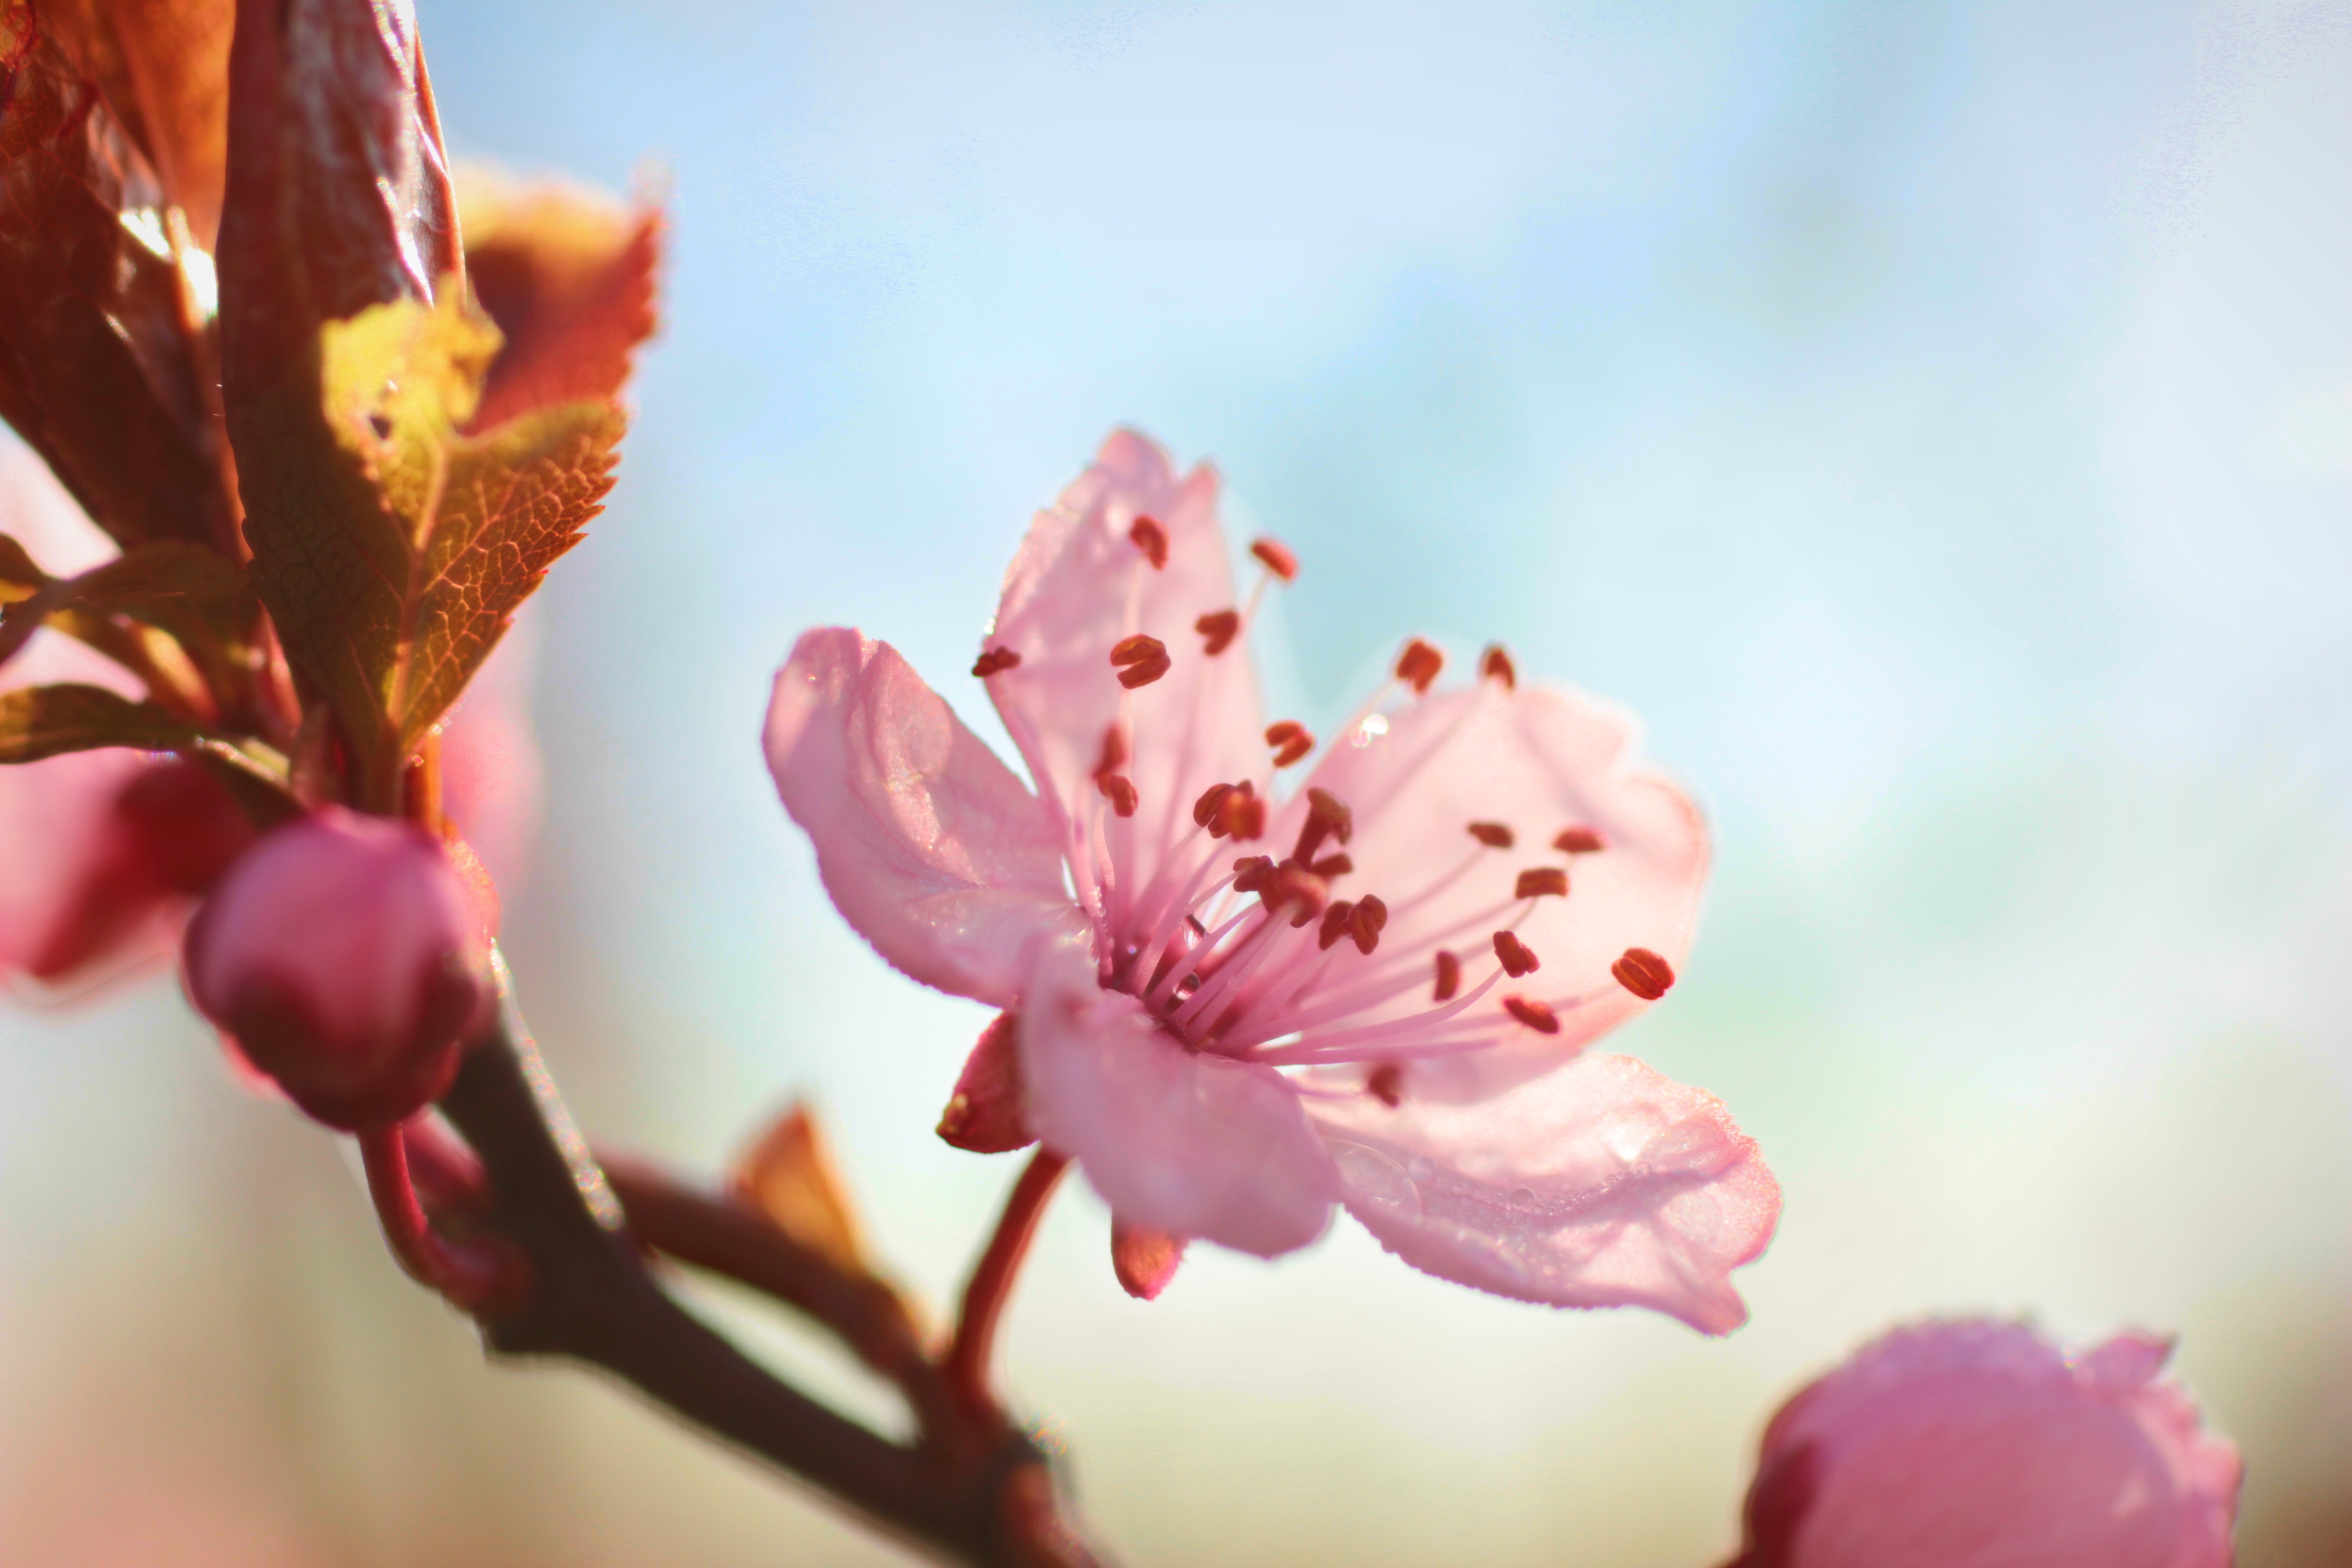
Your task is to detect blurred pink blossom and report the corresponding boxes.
[184,807,496,1131]
[0,441,251,994]
[765,430,1776,1329]
[1728,1319,2241,1568]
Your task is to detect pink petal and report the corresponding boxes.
[765,629,1077,1007]
[439,617,544,898]
[985,430,1266,920]
[1019,935,1339,1257]
[1279,676,1707,1094]
[1740,1320,2241,1568]
[1309,1051,1777,1333]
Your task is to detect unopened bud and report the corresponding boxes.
[184,808,495,1131]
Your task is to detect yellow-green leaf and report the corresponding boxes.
[0,681,200,761]
[242,289,622,800]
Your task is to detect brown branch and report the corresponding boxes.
[433,964,1107,1567]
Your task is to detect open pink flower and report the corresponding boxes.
[1729,1319,2241,1568]
[765,430,1778,1330]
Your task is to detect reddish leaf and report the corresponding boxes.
[728,1102,869,1274]
[37,0,234,243]
[0,4,234,552]
[0,537,257,695]
[459,170,663,431]
[0,679,200,760]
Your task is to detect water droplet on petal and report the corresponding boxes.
[1406,1155,1436,1184]
[1329,1142,1420,1216]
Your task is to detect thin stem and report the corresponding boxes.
[946,1148,1072,1419]
[356,1122,513,1311]
[432,959,1107,1566]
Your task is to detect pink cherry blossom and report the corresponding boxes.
[765,429,1778,1330]
[1728,1319,2241,1568]
[184,807,496,1131]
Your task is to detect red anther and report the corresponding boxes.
[1259,863,1329,926]
[1492,929,1541,978]
[1098,774,1139,817]
[1109,634,1171,688]
[1093,725,1128,783]
[1504,995,1561,1034]
[1196,608,1241,656]
[1466,821,1514,849]
[1612,947,1676,1001]
[1394,638,1444,694]
[1432,950,1460,1002]
[1480,644,1517,688]
[1308,853,1353,878]
[1230,855,1275,895]
[1515,866,1569,900]
[1318,899,1358,951]
[1129,514,1170,569]
[1264,720,1314,768]
[1553,826,1607,855]
[1250,536,1299,581]
[1292,786,1355,862]
[971,646,1022,677]
[1367,1063,1404,1107]
[1194,781,1237,828]
[1224,793,1267,841]
[1348,897,1386,955]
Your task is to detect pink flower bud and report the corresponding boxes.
[1728,1319,2240,1568]
[184,808,495,1131]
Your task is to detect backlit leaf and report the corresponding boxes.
[36,0,234,243]
[0,3,235,552]
[459,168,663,431]
[244,290,619,796]
[729,1102,870,1275]
[0,538,257,693]
[0,680,198,760]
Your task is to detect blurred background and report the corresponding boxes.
[4,0,2350,1561]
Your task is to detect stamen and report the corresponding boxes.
[1394,638,1444,694]
[1349,894,1387,955]
[1466,821,1514,849]
[1219,789,1266,841]
[1433,950,1460,1001]
[1367,1063,1403,1107]
[1129,515,1170,569]
[1611,947,1675,1000]
[1264,720,1314,768]
[1514,867,1568,900]
[1110,634,1171,689]
[1492,930,1540,978]
[1230,855,1275,895]
[1196,608,1240,655]
[1261,863,1330,927]
[1308,853,1353,878]
[1480,645,1516,688]
[1099,774,1139,817]
[1292,786,1354,863]
[1554,826,1607,854]
[1092,725,1127,783]
[1194,781,1238,828]
[971,646,1022,677]
[1504,995,1560,1034]
[1250,537,1299,581]
[1317,900,1357,951]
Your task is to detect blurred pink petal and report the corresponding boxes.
[0,445,245,993]
[1020,933,1338,1256]
[766,431,1774,1320]
[437,612,544,896]
[764,627,1077,1007]
[1731,1319,2241,1568]
[1310,1051,1777,1333]
[185,808,494,1130]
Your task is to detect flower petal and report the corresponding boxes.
[1309,1051,1777,1333]
[765,628,1076,1006]
[1021,935,1338,1256]
[1274,674,1707,1094]
[985,430,1265,920]
[1741,1320,2240,1568]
